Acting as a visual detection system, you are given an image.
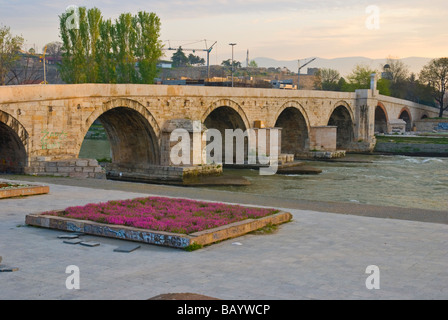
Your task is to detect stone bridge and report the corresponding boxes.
[0,84,438,179]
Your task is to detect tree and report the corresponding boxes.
[248,60,258,68]
[59,6,89,83]
[96,18,116,83]
[314,68,341,91]
[221,59,241,69]
[171,47,188,68]
[113,12,137,83]
[404,73,434,107]
[346,64,376,89]
[419,58,448,118]
[382,56,410,99]
[0,25,24,85]
[7,52,42,85]
[59,7,162,84]
[187,53,205,66]
[44,41,63,58]
[133,11,163,84]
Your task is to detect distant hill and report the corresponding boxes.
[253,56,432,77]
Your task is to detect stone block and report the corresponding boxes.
[46,166,58,173]
[58,167,75,173]
[88,159,99,166]
[69,172,89,179]
[82,167,94,173]
[76,160,89,167]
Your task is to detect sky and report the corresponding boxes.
[0,0,447,65]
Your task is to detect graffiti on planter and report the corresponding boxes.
[41,130,68,150]
[437,123,448,131]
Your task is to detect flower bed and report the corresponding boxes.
[42,197,280,234]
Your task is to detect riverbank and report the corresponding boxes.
[374,135,448,157]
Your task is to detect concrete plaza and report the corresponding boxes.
[0,176,447,300]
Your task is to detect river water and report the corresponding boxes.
[79,140,448,212]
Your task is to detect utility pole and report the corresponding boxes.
[229,43,237,87]
[42,45,47,85]
[297,58,316,90]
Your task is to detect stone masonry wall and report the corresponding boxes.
[26,157,105,179]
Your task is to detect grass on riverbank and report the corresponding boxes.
[375,135,448,145]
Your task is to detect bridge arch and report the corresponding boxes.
[79,98,161,165]
[375,102,389,134]
[0,111,28,173]
[274,101,310,156]
[399,107,412,131]
[202,99,250,164]
[327,102,355,150]
[202,99,250,130]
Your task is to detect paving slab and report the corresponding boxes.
[80,241,100,247]
[63,239,82,245]
[57,234,79,240]
[113,244,141,253]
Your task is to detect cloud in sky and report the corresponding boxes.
[0,0,446,62]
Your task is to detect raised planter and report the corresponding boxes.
[0,183,49,199]
[25,210,292,249]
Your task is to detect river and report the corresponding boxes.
[79,140,448,212]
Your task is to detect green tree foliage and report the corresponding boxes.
[346,64,376,89]
[0,25,25,85]
[59,7,162,84]
[134,11,163,84]
[221,59,241,69]
[248,60,258,68]
[171,47,188,67]
[419,58,448,117]
[187,53,205,66]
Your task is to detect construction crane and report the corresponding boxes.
[164,40,217,79]
[297,58,316,90]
